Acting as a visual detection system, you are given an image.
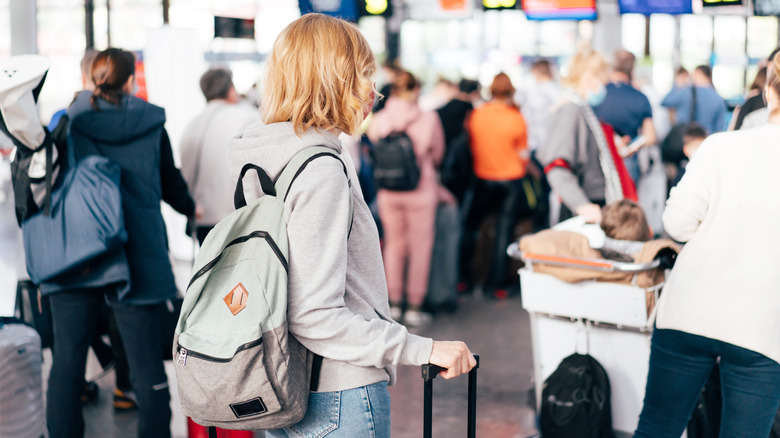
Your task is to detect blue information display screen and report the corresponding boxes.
[298,0,359,21]
[618,0,693,14]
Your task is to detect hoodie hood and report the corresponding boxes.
[226,121,343,186]
[68,91,165,145]
[371,97,422,139]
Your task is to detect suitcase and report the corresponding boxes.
[0,317,44,438]
[187,418,254,438]
[421,354,480,438]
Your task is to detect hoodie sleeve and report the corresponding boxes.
[159,128,196,217]
[538,104,591,211]
[663,139,715,242]
[284,158,433,368]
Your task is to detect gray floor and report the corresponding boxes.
[65,294,538,438]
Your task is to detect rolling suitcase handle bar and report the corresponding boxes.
[422,354,480,438]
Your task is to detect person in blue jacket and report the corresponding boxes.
[45,48,196,438]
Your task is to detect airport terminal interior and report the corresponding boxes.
[2,0,780,437]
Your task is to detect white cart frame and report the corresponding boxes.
[508,243,665,436]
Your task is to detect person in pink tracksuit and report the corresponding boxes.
[368,70,446,327]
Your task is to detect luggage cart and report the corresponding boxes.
[507,242,666,437]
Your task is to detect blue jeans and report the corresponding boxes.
[268,381,391,438]
[634,329,780,438]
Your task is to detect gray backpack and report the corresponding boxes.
[173,146,352,430]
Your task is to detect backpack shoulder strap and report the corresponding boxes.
[274,146,354,236]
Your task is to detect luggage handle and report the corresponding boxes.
[422,354,480,438]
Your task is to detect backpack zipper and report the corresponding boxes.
[187,231,287,288]
[176,338,264,365]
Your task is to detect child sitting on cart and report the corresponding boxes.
[554,199,652,262]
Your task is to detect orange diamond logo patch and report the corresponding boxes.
[224,283,249,316]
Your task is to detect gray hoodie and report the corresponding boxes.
[226,122,433,392]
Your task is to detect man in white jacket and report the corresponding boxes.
[180,68,260,244]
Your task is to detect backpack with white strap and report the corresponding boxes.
[173,146,352,430]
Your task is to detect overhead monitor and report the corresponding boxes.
[214,16,255,39]
[298,0,359,21]
[618,0,693,14]
[483,0,520,10]
[755,0,780,15]
[522,0,597,21]
[702,0,743,6]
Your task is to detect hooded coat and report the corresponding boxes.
[226,122,433,392]
[56,91,194,304]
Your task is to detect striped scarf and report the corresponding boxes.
[562,88,623,204]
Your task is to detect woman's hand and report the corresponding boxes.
[575,203,603,224]
[429,341,478,379]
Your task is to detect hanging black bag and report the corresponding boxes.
[540,353,615,438]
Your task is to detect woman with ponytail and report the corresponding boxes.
[633,53,780,437]
[46,48,196,438]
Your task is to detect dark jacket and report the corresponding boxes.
[62,91,194,304]
[436,98,473,147]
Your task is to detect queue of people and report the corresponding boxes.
[23,14,477,438]
[12,11,780,437]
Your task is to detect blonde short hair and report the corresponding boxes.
[261,13,377,136]
[562,44,609,89]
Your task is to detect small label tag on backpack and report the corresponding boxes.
[230,397,268,418]
[224,283,249,316]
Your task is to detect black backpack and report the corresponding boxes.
[371,130,420,191]
[540,353,615,438]
[661,86,697,166]
[440,131,474,203]
[8,115,68,226]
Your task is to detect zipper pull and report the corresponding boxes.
[177,348,188,366]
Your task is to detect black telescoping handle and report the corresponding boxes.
[422,354,480,438]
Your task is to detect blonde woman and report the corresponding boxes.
[537,45,635,224]
[633,53,780,438]
[226,14,476,437]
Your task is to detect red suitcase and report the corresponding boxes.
[187,418,254,438]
